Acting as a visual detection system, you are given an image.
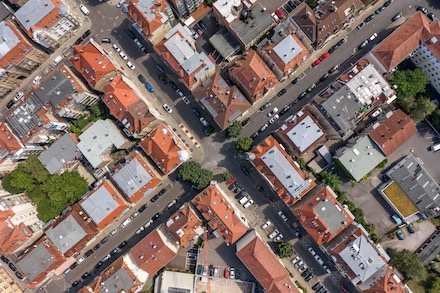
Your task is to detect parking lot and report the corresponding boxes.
[381,220,436,252]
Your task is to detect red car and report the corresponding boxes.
[339,284,348,293]
[275,9,284,19]
[226,177,235,185]
[224,267,230,278]
[319,52,329,61]
[312,59,321,67]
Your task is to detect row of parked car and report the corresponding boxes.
[0,255,23,280]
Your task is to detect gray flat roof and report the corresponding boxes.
[45,215,87,254]
[261,146,312,200]
[17,243,55,281]
[0,2,11,21]
[111,158,153,199]
[38,133,81,175]
[33,70,76,106]
[339,234,386,284]
[314,200,348,234]
[209,27,241,60]
[230,4,274,47]
[273,34,303,65]
[387,155,440,218]
[6,94,43,138]
[0,21,19,59]
[14,0,55,31]
[101,268,134,293]
[287,113,323,153]
[335,136,386,182]
[319,86,363,137]
[80,184,120,226]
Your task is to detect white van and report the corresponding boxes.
[80,4,90,16]
[430,143,440,152]
[239,195,250,205]
[53,55,63,66]
[121,218,131,228]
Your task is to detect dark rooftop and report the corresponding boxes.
[33,70,76,106]
[6,94,43,138]
[17,243,55,281]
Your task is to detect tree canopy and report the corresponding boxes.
[429,109,440,133]
[275,241,294,258]
[412,96,437,121]
[235,137,253,153]
[387,248,426,279]
[393,69,428,99]
[227,121,243,138]
[177,161,213,190]
[2,155,89,222]
[222,171,233,182]
[318,171,342,193]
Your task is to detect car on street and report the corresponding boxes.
[337,37,347,46]
[203,125,214,137]
[428,13,436,21]
[358,40,369,50]
[169,81,178,91]
[392,12,403,21]
[313,282,323,290]
[243,199,254,208]
[261,220,272,229]
[15,271,24,279]
[269,114,279,124]
[145,83,154,92]
[305,273,315,282]
[277,88,287,97]
[7,263,16,271]
[275,234,283,242]
[268,229,279,239]
[328,44,339,53]
[100,237,109,244]
[224,267,230,278]
[319,73,329,82]
[357,22,366,30]
[153,212,161,221]
[365,14,375,23]
[126,30,135,39]
[72,281,80,287]
[198,21,207,31]
[200,117,209,127]
[407,224,415,233]
[138,75,146,83]
[294,260,304,268]
[188,254,197,260]
[131,211,139,219]
[191,107,201,117]
[127,61,135,70]
[292,76,301,84]
[101,38,111,43]
[138,204,147,213]
[230,267,235,279]
[328,64,339,74]
[119,51,128,60]
[240,165,250,176]
[416,6,428,14]
[118,241,128,248]
[369,33,378,41]
[301,268,312,277]
[6,100,15,109]
[109,229,117,237]
[278,210,288,222]
[53,55,63,66]
[75,37,83,45]
[163,104,172,113]
[383,0,393,7]
[82,30,91,39]
[291,256,300,264]
[144,219,153,229]
[33,75,42,84]
[241,118,251,127]
[150,194,159,202]
[81,272,90,280]
[121,218,131,228]
[279,105,291,115]
[182,96,191,105]
[251,131,259,139]
[14,92,24,102]
[259,102,271,111]
[259,123,269,132]
[298,265,308,273]
[112,43,121,52]
[267,107,278,117]
[275,9,284,19]
[319,52,329,61]
[0,255,9,264]
[85,250,93,257]
[298,91,307,100]
[155,64,165,73]
[312,59,320,67]
[93,243,100,251]
[158,189,166,196]
[396,229,405,240]
[375,6,385,14]
[135,227,144,234]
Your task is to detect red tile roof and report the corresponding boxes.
[0,215,33,257]
[236,231,298,293]
[70,39,120,90]
[138,124,190,175]
[293,186,354,245]
[361,266,408,293]
[421,20,440,60]
[369,109,417,156]
[372,12,432,71]
[103,76,157,136]
[165,204,203,248]
[229,50,278,103]
[192,185,248,244]
[0,122,22,156]
[251,136,316,206]
[128,226,178,276]
[193,72,251,129]
[16,0,64,37]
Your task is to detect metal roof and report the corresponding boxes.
[287,114,323,153]
[33,70,76,106]
[14,0,55,31]
[17,243,55,281]
[273,34,303,65]
[100,268,135,293]
[386,155,440,218]
[77,120,128,168]
[5,94,43,138]
[0,2,12,21]
[261,146,312,200]
[335,136,386,182]
[339,234,386,283]
[0,21,19,59]
[314,200,348,234]
[164,33,201,74]
[112,158,153,198]
[45,215,87,254]
[80,184,121,226]
[209,27,241,60]
[38,133,81,174]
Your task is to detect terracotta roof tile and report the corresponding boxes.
[361,267,408,293]
[0,123,22,156]
[369,109,417,156]
[165,204,203,248]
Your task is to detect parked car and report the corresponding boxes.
[298,91,307,100]
[328,44,339,54]
[313,282,323,291]
[305,273,315,282]
[101,38,111,43]
[428,13,436,21]
[131,211,139,219]
[119,51,128,60]
[259,102,271,112]
[357,22,366,30]
[75,37,84,45]
[126,30,136,39]
[82,30,91,39]
[135,227,145,234]
[259,123,269,132]
[292,76,301,84]
[81,272,90,280]
[407,224,415,233]
[319,73,329,82]
[138,75,147,83]
[53,55,63,66]
[112,43,121,52]
[275,9,284,19]
[328,65,339,74]
[100,237,109,244]
[291,256,300,264]
[224,267,230,278]
[298,265,308,273]
[365,14,375,23]
[337,37,347,46]
[268,229,279,239]
[308,246,317,256]
[155,64,165,73]
[278,210,288,222]
[109,229,117,237]
[375,6,385,14]
[93,243,100,251]
[200,117,209,127]
[121,218,131,228]
[144,219,153,229]
[396,229,405,240]
[369,33,378,41]
[275,234,283,242]
[294,260,304,268]
[33,75,42,84]
[191,107,201,117]
[198,21,207,31]
[8,263,17,271]
[416,6,428,14]
[261,220,272,229]
[13,92,24,102]
[358,40,369,50]
[383,0,393,7]
[242,118,251,127]
[319,52,329,61]
[118,241,128,248]
[243,199,254,208]
[85,250,93,257]
[277,88,287,97]
[312,59,321,67]
[392,12,403,21]
[127,61,135,70]
[269,114,279,124]
[145,83,154,92]
[163,104,172,113]
[267,107,278,117]
[152,212,161,221]
[72,280,80,287]
[301,268,312,277]
[138,204,147,213]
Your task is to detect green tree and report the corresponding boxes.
[177,161,213,190]
[227,121,242,138]
[235,137,253,153]
[412,96,437,121]
[387,248,426,279]
[195,169,213,190]
[222,172,233,182]
[305,0,318,9]
[9,171,35,192]
[318,171,342,193]
[275,241,294,258]
[429,109,440,133]
[393,69,428,98]
[428,276,440,293]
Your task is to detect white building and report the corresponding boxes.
[411,36,440,94]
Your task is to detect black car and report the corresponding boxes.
[241,118,252,127]
[251,131,259,139]
[93,243,100,251]
[305,273,315,282]
[6,100,15,109]
[100,237,109,244]
[101,38,111,43]
[240,165,250,176]
[169,81,178,91]
[198,21,207,31]
[74,37,84,45]
[138,204,147,213]
[95,261,104,269]
[127,30,136,39]
[319,73,329,82]
[158,189,166,196]
[150,195,159,202]
[191,107,201,117]
[15,271,24,280]
[81,272,90,280]
[365,14,375,23]
[428,13,436,21]
[297,92,307,100]
[383,0,393,7]
[277,88,287,97]
[279,105,291,116]
[9,263,17,271]
[141,47,149,54]
[312,282,323,290]
[301,268,312,277]
[337,38,347,46]
[392,12,403,21]
[228,181,237,190]
[138,75,147,83]
[328,44,339,54]
[407,224,415,233]
[203,126,214,136]
[416,6,428,14]
[70,262,78,270]
[118,241,128,248]
[110,248,120,256]
[72,280,80,287]
[85,250,94,257]
[152,212,161,221]
[82,30,91,39]
[156,64,165,73]
[1,255,10,264]
[291,77,301,84]
[328,65,339,74]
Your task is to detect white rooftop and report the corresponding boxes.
[15,0,55,31]
[214,0,242,24]
[137,0,168,23]
[339,234,386,284]
[77,119,128,168]
[345,64,395,105]
[260,146,311,200]
[80,183,121,226]
[111,158,153,199]
[155,271,195,293]
[287,112,323,153]
[273,34,304,65]
[0,21,20,59]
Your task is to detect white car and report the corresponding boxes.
[127,61,135,70]
[269,114,279,124]
[308,246,317,256]
[116,0,125,8]
[119,51,128,60]
[13,92,24,102]
[278,210,288,222]
[243,199,254,208]
[135,226,144,234]
[261,220,272,229]
[275,234,284,242]
[163,104,172,113]
[268,229,279,239]
[230,267,235,279]
[109,229,117,237]
[177,89,184,97]
[369,33,378,41]
[298,265,308,273]
[33,75,42,84]
[182,97,190,105]
[112,43,121,52]
[53,55,63,66]
[77,256,85,264]
[121,218,131,228]
[200,117,209,127]
[294,260,304,268]
[291,256,300,264]
[144,219,153,229]
[267,107,279,117]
